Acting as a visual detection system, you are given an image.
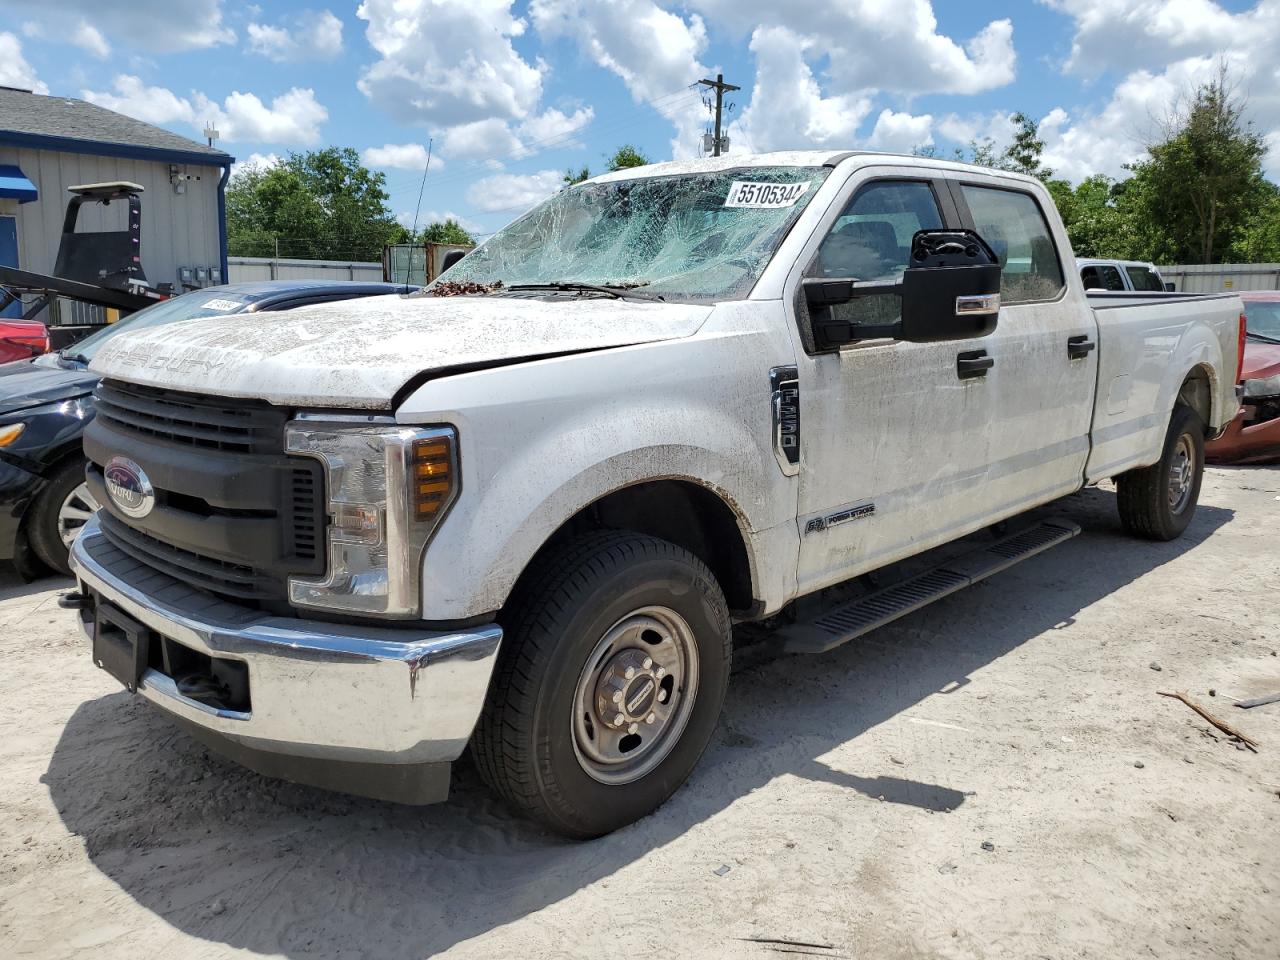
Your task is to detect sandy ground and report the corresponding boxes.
[1,467,1278,960]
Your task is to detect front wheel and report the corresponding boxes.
[28,458,98,576]
[1116,404,1204,541]
[471,531,731,838]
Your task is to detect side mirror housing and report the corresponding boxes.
[804,229,1002,350]
[1164,281,1176,292]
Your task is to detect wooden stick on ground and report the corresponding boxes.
[1158,691,1259,752]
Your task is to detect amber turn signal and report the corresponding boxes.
[411,438,453,519]
[0,423,25,447]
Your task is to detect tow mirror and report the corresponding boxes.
[803,229,1002,351]
[1164,281,1176,292]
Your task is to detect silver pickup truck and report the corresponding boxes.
[69,151,1242,837]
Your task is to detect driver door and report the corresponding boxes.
[789,172,1007,595]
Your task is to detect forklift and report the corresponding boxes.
[0,182,173,347]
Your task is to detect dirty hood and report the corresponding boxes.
[88,293,712,409]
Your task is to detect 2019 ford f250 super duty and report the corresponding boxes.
[68,151,1243,837]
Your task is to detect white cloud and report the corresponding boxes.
[518,106,594,149]
[440,119,525,160]
[247,9,343,61]
[1040,0,1263,76]
[10,0,233,50]
[467,169,564,213]
[691,0,1016,96]
[71,21,109,58]
[200,88,328,145]
[81,75,192,124]
[82,76,328,145]
[414,209,485,233]
[727,26,869,154]
[530,0,708,157]
[867,110,935,154]
[361,143,444,170]
[357,0,545,127]
[0,32,48,94]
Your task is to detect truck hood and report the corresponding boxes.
[88,293,712,409]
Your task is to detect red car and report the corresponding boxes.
[1206,291,1280,464]
[0,319,50,364]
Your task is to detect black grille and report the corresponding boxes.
[85,381,326,611]
[98,511,282,602]
[95,379,290,454]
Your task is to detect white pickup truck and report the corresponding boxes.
[70,151,1243,838]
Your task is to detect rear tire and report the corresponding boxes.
[1116,404,1204,541]
[471,531,731,838]
[27,458,96,576]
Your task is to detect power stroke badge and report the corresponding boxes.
[104,456,156,519]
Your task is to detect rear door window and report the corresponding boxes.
[960,186,1064,303]
[1081,265,1125,291]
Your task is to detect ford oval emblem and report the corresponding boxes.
[104,456,155,519]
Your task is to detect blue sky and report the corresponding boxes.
[4,1,1277,240]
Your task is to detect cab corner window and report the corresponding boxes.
[960,186,1064,303]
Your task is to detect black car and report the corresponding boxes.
[0,280,409,578]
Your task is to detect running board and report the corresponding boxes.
[775,518,1081,655]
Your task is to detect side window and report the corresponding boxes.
[812,180,943,282]
[1081,266,1101,289]
[960,186,1064,303]
[1124,265,1164,291]
[1100,265,1126,290]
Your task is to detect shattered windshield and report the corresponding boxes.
[427,166,830,301]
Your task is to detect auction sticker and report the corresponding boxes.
[724,180,811,208]
[201,298,246,312]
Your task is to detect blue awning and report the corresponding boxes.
[0,165,37,203]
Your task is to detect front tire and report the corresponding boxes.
[471,531,731,838]
[28,458,98,576]
[1116,404,1204,541]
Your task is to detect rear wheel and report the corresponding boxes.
[28,458,97,576]
[471,531,731,838]
[1116,404,1204,541]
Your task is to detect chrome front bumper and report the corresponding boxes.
[70,515,502,802]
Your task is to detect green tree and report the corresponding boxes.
[226,147,405,261]
[1003,112,1052,180]
[606,144,650,171]
[1123,68,1269,263]
[1228,184,1280,262]
[563,165,591,185]
[418,219,475,245]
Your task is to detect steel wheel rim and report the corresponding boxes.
[58,482,100,549]
[1168,435,1195,515]
[571,606,700,785]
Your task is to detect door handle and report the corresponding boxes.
[1067,334,1096,359]
[957,350,994,380]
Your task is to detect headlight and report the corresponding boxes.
[285,416,459,618]
[1242,373,1280,399]
[0,423,25,446]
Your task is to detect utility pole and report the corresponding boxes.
[697,74,739,156]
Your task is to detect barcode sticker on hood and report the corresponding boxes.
[724,181,811,208]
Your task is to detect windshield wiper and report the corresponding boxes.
[1246,330,1280,345]
[59,350,92,367]
[506,282,665,302]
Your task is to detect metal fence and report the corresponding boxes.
[1160,263,1280,293]
[226,256,384,284]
